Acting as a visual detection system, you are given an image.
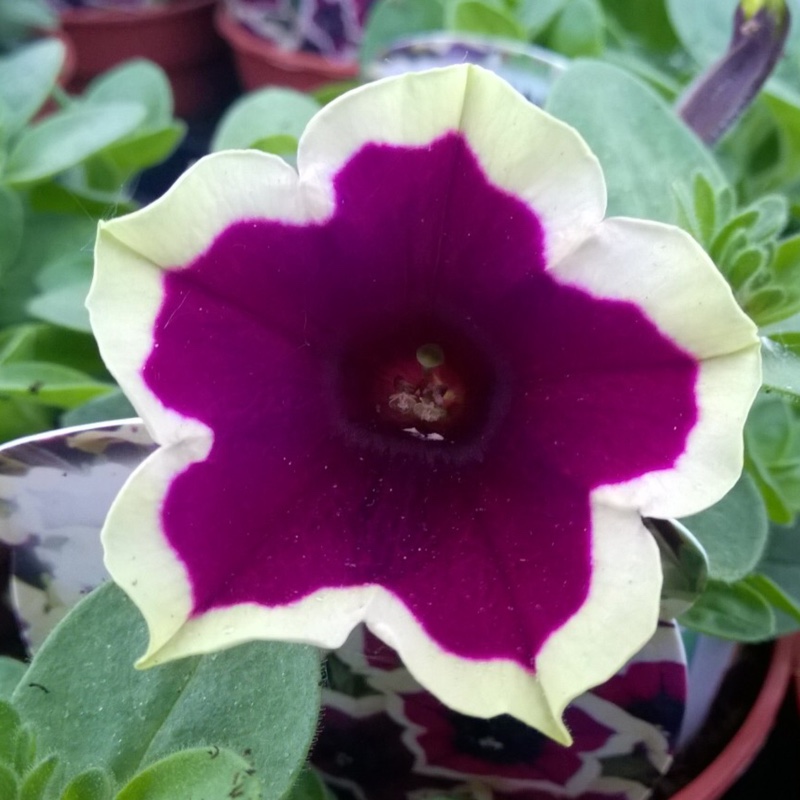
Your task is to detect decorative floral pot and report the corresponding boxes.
[214,3,358,92]
[57,0,226,116]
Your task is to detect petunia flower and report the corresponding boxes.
[87,65,760,744]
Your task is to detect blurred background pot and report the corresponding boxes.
[215,1,359,91]
[55,0,227,116]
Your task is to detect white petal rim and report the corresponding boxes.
[551,217,761,517]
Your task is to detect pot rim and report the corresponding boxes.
[59,0,216,26]
[670,633,798,800]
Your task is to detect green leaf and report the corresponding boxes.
[760,334,800,399]
[756,520,800,634]
[515,0,568,37]
[744,573,800,625]
[0,185,23,276]
[0,362,112,408]
[61,769,114,800]
[0,700,22,767]
[0,658,26,700]
[19,756,57,800]
[100,124,185,179]
[745,393,800,523]
[0,215,97,327]
[0,38,64,132]
[666,0,741,63]
[115,748,260,800]
[84,60,173,128]
[0,397,53,445]
[0,0,56,47]
[645,518,708,619]
[0,763,19,800]
[747,193,789,242]
[746,393,797,464]
[0,324,107,379]
[599,0,679,52]
[728,246,766,290]
[447,0,526,40]
[284,768,335,800]
[13,727,35,777]
[360,0,445,64]
[680,578,775,641]
[546,60,725,221]
[27,283,92,333]
[12,583,321,800]
[251,134,300,158]
[212,89,320,153]
[679,473,769,583]
[760,234,800,325]
[61,390,136,428]
[692,172,718,244]
[4,103,146,186]
[27,180,136,218]
[547,0,605,57]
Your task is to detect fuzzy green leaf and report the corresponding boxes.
[546,60,725,221]
[0,186,23,277]
[212,88,320,154]
[0,38,64,132]
[12,584,321,800]
[26,283,92,333]
[115,748,260,800]
[4,104,146,186]
[0,700,22,767]
[19,755,57,800]
[679,473,769,583]
[100,125,185,181]
[447,0,526,40]
[744,573,800,625]
[84,60,173,128]
[60,391,136,428]
[360,0,444,64]
[680,578,775,641]
[0,362,112,408]
[760,335,800,399]
[692,172,718,244]
[60,769,114,800]
[0,658,26,701]
[284,768,335,800]
[0,763,19,799]
[548,0,605,57]
[756,520,800,634]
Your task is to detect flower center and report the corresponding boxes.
[376,343,467,437]
[335,317,502,456]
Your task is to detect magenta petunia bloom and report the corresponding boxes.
[88,65,760,743]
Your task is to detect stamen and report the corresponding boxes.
[416,343,445,370]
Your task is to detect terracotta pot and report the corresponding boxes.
[795,634,800,710]
[214,3,358,92]
[58,0,226,116]
[670,634,797,799]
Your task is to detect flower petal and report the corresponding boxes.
[549,217,760,517]
[299,64,606,265]
[92,149,315,281]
